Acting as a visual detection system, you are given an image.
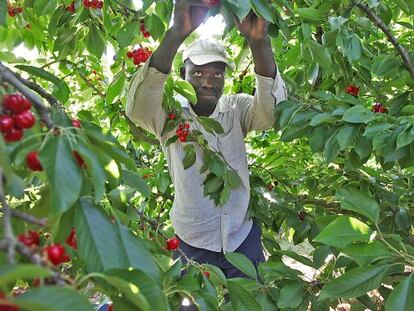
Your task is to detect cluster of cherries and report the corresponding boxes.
[7,4,23,17]
[66,2,75,13]
[25,119,86,172]
[345,84,360,97]
[171,115,191,142]
[140,19,150,38]
[0,93,35,142]
[126,47,152,66]
[83,0,103,9]
[18,228,77,266]
[372,102,388,114]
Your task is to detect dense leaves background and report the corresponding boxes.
[0,0,414,310]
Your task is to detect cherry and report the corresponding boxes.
[298,211,306,221]
[3,128,23,142]
[203,271,210,278]
[44,243,66,266]
[168,113,176,120]
[3,94,27,114]
[267,184,273,191]
[71,119,81,128]
[18,231,40,248]
[26,151,43,171]
[14,110,36,129]
[184,122,190,129]
[8,8,16,17]
[73,151,87,168]
[127,51,133,58]
[372,103,388,114]
[65,228,77,249]
[16,7,23,13]
[107,304,113,311]
[166,237,180,250]
[0,116,15,133]
[67,2,75,13]
[345,85,360,97]
[205,0,220,8]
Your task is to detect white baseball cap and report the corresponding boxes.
[183,39,234,70]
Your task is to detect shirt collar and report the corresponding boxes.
[176,94,229,118]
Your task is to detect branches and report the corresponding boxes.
[0,208,47,227]
[0,61,54,129]
[352,1,414,80]
[0,169,16,263]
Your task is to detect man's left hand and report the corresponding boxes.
[234,11,269,42]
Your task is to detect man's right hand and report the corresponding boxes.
[171,0,210,39]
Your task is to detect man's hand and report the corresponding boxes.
[233,12,269,42]
[172,0,210,39]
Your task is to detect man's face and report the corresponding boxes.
[183,60,226,107]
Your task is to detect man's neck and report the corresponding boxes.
[191,103,216,117]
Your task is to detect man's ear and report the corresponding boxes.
[180,66,185,79]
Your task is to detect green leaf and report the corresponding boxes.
[15,65,70,103]
[397,125,414,149]
[372,54,399,76]
[342,105,373,124]
[182,144,196,169]
[342,241,392,267]
[337,124,359,150]
[122,170,151,197]
[336,188,380,223]
[295,8,325,21]
[278,281,304,308]
[225,170,241,189]
[250,0,275,23]
[258,260,301,283]
[0,264,52,286]
[314,216,372,248]
[117,22,140,48]
[174,79,197,104]
[363,122,393,136]
[227,279,262,311]
[224,252,257,279]
[106,71,125,106]
[39,136,82,216]
[226,0,251,21]
[86,26,105,59]
[75,198,125,273]
[319,265,390,300]
[324,130,340,163]
[0,0,7,26]
[144,14,165,40]
[219,185,231,206]
[310,113,335,126]
[385,273,414,311]
[204,176,223,194]
[15,286,94,311]
[309,40,332,69]
[197,116,224,134]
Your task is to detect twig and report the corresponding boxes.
[352,0,414,80]
[0,62,54,129]
[0,169,16,263]
[112,0,139,15]
[0,208,47,227]
[123,112,161,145]
[78,72,105,98]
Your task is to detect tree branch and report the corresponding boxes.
[353,1,414,80]
[0,208,47,227]
[0,62,54,129]
[123,112,160,146]
[0,169,16,263]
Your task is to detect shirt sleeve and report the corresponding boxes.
[125,58,169,139]
[237,67,288,136]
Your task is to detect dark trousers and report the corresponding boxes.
[174,222,266,310]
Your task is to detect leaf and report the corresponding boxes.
[319,265,390,300]
[258,261,301,283]
[337,124,359,150]
[106,71,125,106]
[309,40,332,69]
[122,170,151,197]
[336,188,380,223]
[396,125,414,149]
[182,145,196,169]
[204,176,223,194]
[15,286,95,311]
[224,252,257,279]
[295,8,325,21]
[39,136,82,216]
[144,14,165,40]
[385,273,414,311]
[363,122,393,136]
[225,170,241,189]
[371,54,399,76]
[324,129,340,163]
[342,105,373,124]
[0,0,6,26]
[174,79,197,104]
[227,279,262,311]
[310,113,335,126]
[219,185,231,206]
[342,241,392,267]
[0,264,52,286]
[226,0,251,21]
[75,198,125,273]
[314,216,372,248]
[86,26,105,59]
[197,116,224,134]
[250,0,275,23]
[278,281,304,308]
[117,22,140,48]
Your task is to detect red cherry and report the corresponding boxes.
[299,211,306,221]
[97,1,103,9]
[67,2,75,13]
[205,0,220,8]
[127,51,133,58]
[0,116,15,133]
[16,7,23,13]
[3,128,23,142]
[22,98,32,110]
[83,0,91,8]
[203,271,210,278]
[345,85,360,97]
[18,231,40,248]
[176,129,183,136]
[8,8,16,17]
[179,135,187,142]
[62,254,70,262]
[65,228,77,249]
[107,304,113,311]
[14,110,36,129]
[267,184,273,191]
[44,243,66,266]
[71,119,81,128]
[26,151,43,171]
[143,31,150,38]
[166,237,180,250]
[3,94,26,114]
[72,151,87,168]
[184,122,190,129]
[168,113,176,120]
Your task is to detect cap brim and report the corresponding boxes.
[188,55,234,71]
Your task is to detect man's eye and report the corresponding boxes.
[215,73,223,79]
[193,72,202,77]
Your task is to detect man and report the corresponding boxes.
[126,0,287,286]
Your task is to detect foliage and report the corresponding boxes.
[0,0,414,310]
